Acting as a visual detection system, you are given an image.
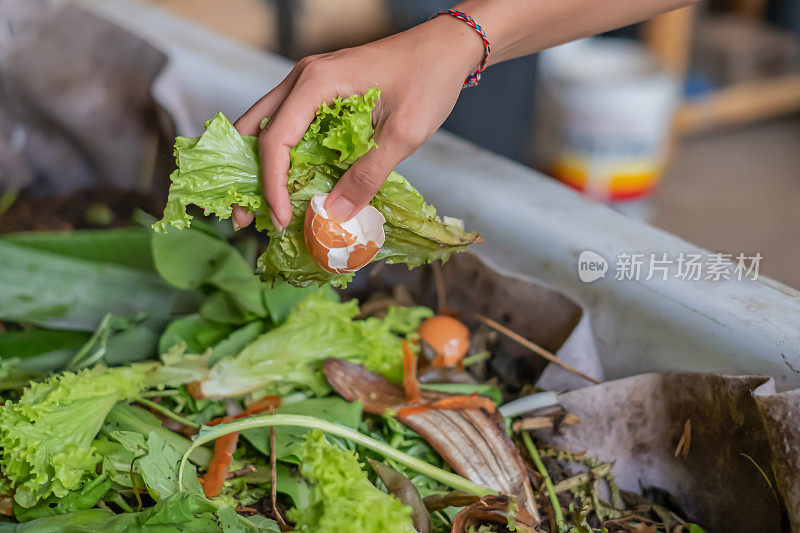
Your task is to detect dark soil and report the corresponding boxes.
[0,187,164,233]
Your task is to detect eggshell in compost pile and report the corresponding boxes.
[303,193,386,274]
[418,315,470,366]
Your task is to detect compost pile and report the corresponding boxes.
[0,86,725,532]
[2,12,797,525]
[0,221,714,533]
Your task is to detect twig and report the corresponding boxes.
[521,431,566,532]
[551,464,612,493]
[740,453,779,501]
[137,398,201,429]
[473,314,601,384]
[674,419,691,459]
[513,414,580,432]
[228,465,257,479]
[131,454,146,512]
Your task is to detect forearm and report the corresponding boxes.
[453,0,698,66]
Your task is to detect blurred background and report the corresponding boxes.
[1,0,799,287]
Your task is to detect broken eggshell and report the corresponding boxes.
[303,193,386,273]
[418,315,470,366]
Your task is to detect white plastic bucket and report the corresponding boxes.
[535,38,680,201]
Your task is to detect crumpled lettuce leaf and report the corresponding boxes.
[287,430,415,533]
[0,366,147,507]
[154,88,480,287]
[0,361,208,507]
[193,293,430,399]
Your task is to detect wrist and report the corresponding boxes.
[421,15,486,83]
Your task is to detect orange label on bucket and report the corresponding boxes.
[552,159,662,201]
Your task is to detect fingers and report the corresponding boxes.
[325,121,417,221]
[231,69,300,230]
[258,65,339,229]
[231,205,254,230]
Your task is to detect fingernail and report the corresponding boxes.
[232,219,242,231]
[270,212,284,232]
[327,196,355,221]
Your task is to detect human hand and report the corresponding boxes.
[231,15,484,230]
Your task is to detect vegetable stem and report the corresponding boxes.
[179,414,494,497]
[136,398,201,429]
[521,431,565,532]
[461,351,491,367]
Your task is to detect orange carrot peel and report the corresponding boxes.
[402,340,422,404]
[396,394,496,419]
[199,396,282,498]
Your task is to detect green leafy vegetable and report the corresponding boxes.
[103,404,212,467]
[207,321,263,366]
[358,414,445,495]
[0,329,90,387]
[179,414,492,497]
[151,225,334,324]
[0,319,161,389]
[0,493,258,533]
[0,358,209,507]
[152,226,271,323]
[14,474,112,522]
[0,329,90,361]
[153,89,480,287]
[139,432,203,500]
[65,313,146,370]
[287,430,416,533]
[192,294,429,399]
[0,240,180,331]
[241,397,363,462]
[382,305,435,335]
[159,315,232,355]
[3,228,156,272]
[0,366,151,507]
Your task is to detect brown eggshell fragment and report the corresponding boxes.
[303,193,386,274]
[418,315,470,366]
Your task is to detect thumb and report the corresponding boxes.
[325,140,406,221]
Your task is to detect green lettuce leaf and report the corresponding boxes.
[14,473,112,522]
[102,404,212,467]
[0,365,148,507]
[154,89,480,287]
[138,432,204,501]
[0,360,208,507]
[287,430,415,533]
[192,293,430,399]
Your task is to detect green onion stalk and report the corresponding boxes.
[179,414,494,497]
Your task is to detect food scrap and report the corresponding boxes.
[304,193,386,274]
[418,315,470,367]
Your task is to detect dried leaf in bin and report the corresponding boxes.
[422,491,480,512]
[367,459,432,533]
[451,494,537,532]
